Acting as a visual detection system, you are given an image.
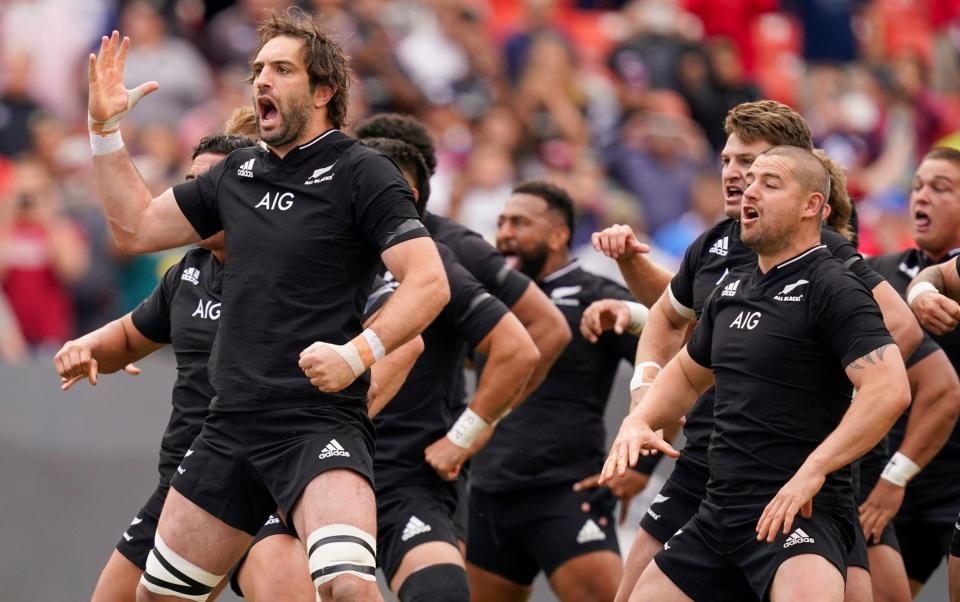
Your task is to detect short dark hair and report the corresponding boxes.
[354,113,437,175]
[513,180,575,248]
[361,137,431,216]
[724,100,813,149]
[923,146,960,167]
[191,133,259,160]
[252,7,352,129]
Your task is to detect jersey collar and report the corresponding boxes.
[757,244,827,280]
[265,128,343,163]
[542,260,581,283]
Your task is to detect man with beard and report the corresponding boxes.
[590,100,921,602]
[464,180,645,602]
[83,9,448,601]
[877,147,960,600]
[604,146,910,602]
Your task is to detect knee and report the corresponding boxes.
[319,574,380,602]
[398,564,470,602]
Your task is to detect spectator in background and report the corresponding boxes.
[203,0,290,69]
[503,0,566,83]
[0,50,40,158]
[449,142,517,241]
[653,167,724,257]
[0,159,88,350]
[684,0,777,75]
[120,0,213,129]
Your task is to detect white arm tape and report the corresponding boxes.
[446,407,490,449]
[880,451,921,487]
[361,328,385,361]
[320,341,365,378]
[624,301,649,335]
[90,130,124,155]
[907,282,939,307]
[667,286,697,320]
[630,361,662,391]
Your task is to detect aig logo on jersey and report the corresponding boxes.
[255,191,294,211]
[237,158,255,178]
[730,311,761,330]
[774,279,809,302]
[192,299,221,320]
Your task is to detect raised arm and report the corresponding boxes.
[88,32,200,253]
[591,224,672,306]
[54,314,164,389]
[756,344,910,542]
[871,280,923,358]
[907,260,960,334]
[508,282,571,402]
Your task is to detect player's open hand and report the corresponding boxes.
[88,31,158,133]
[858,478,905,544]
[910,291,960,335]
[600,413,678,485]
[575,469,650,524]
[299,342,358,392]
[591,225,650,261]
[756,466,825,543]
[580,299,630,343]
[54,340,99,390]
[424,436,468,481]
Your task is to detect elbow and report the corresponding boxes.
[889,378,912,416]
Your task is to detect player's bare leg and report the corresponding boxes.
[466,562,532,602]
[548,550,621,602]
[614,528,665,602]
[769,554,845,602]
[843,566,874,602]
[235,534,313,602]
[628,560,693,602]
[948,554,960,602]
[866,545,911,602]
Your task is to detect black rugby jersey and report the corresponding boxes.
[373,243,509,490]
[132,248,221,488]
[866,248,960,521]
[667,218,884,486]
[687,245,892,507]
[472,261,638,492]
[172,130,429,411]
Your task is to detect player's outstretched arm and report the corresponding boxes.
[424,312,539,480]
[89,31,199,253]
[628,289,695,412]
[54,314,163,389]
[600,347,712,483]
[756,344,910,543]
[871,280,923,357]
[508,282,571,402]
[907,260,960,334]
[366,335,424,418]
[591,224,671,306]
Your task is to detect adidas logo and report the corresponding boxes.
[237,158,255,178]
[305,161,336,185]
[783,528,815,548]
[401,516,432,541]
[180,267,200,285]
[720,279,740,297]
[708,236,729,256]
[576,519,607,544]
[264,515,280,527]
[318,439,350,460]
[774,279,809,302]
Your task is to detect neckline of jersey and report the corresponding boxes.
[541,260,581,283]
[264,128,342,162]
[755,244,827,280]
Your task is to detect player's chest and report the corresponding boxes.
[170,281,221,348]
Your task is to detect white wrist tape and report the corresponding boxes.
[907,282,939,306]
[90,130,124,155]
[881,452,920,487]
[320,341,365,378]
[624,301,648,335]
[629,361,661,391]
[446,407,490,448]
[88,86,150,135]
[360,328,385,361]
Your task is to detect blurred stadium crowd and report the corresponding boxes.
[1,0,959,361]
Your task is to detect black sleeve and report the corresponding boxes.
[955,256,960,278]
[171,155,229,239]
[821,228,885,290]
[362,275,394,323]
[452,231,532,308]
[350,149,430,252]
[685,287,718,368]
[669,233,706,318]
[811,267,895,367]
[130,260,181,344]
[438,245,510,348]
[596,279,642,362]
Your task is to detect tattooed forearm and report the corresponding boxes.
[910,265,946,294]
[849,344,894,370]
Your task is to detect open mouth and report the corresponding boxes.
[501,253,521,270]
[914,209,931,230]
[725,184,744,205]
[742,205,759,225]
[257,96,279,128]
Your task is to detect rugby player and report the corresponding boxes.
[592,101,921,602]
[464,180,644,602]
[84,9,448,601]
[604,145,911,602]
